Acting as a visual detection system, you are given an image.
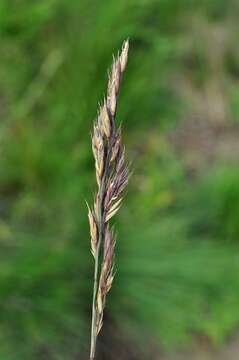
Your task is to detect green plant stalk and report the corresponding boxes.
[90,182,104,360]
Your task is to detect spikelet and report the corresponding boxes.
[89,40,130,360]
[95,226,115,335]
[87,203,98,258]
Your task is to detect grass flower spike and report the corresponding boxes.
[88,40,129,360]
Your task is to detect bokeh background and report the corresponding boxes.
[1,1,239,359]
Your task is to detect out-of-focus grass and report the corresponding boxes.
[0,0,239,358]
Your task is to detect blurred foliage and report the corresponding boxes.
[190,166,239,242]
[231,88,239,120]
[0,0,239,359]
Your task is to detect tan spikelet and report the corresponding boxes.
[87,204,98,258]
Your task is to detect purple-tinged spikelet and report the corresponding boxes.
[89,40,129,360]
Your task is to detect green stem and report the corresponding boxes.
[90,170,106,359]
[90,244,100,360]
[90,133,114,360]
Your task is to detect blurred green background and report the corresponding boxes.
[0,1,239,359]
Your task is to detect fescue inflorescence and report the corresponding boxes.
[88,40,129,360]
